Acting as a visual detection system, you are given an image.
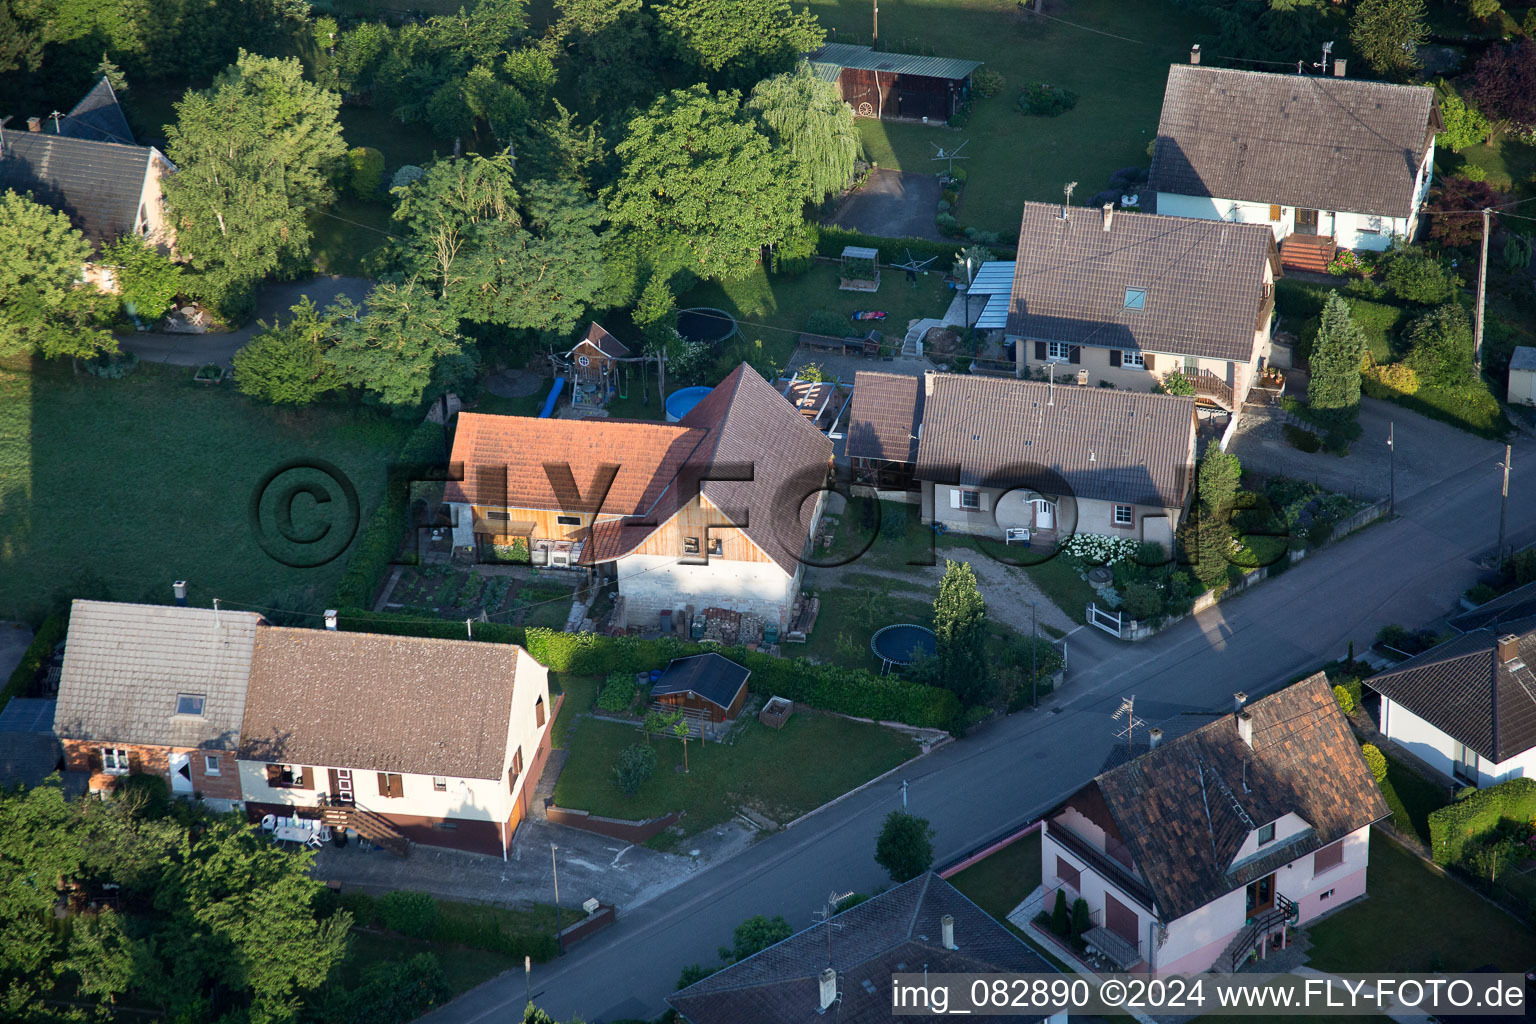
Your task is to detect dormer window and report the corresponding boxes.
[1257,821,1276,846]
[175,693,205,716]
[1123,287,1146,311]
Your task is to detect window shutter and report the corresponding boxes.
[978,491,991,512]
[535,697,546,728]
[378,772,391,797]
[89,747,104,773]
[1034,341,1047,361]
[299,767,314,790]
[1269,204,1282,222]
[1314,840,1345,874]
[1143,353,1155,371]
[1109,349,1122,368]
[390,774,403,799]
[949,489,962,509]
[1057,856,1081,891]
[266,764,282,787]
[1068,346,1081,365]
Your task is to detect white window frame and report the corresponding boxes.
[1257,821,1276,846]
[1046,340,1071,363]
[1121,349,1145,369]
[433,776,448,792]
[102,748,130,775]
[204,754,220,776]
[959,490,982,510]
[175,693,205,716]
[1123,287,1146,311]
[1113,504,1134,526]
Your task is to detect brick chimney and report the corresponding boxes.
[1333,58,1347,77]
[26,117,41,132]
[1102,203,1115,231]
[1190,43,1201,65]
[1498,634,1521,664]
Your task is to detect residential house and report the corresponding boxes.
[1007,201,1279,417]
[0,77,177,291]
[808,43,981,123]
[447,364,834,630]
[1039,675,1390,974]
[914,372,1196,547]
[1368,625,1536,790]
[237,625,553,859]
[846,370,924,490]
[670,872,1065,1023]
[51,600,262,811]
[1149,61,1441,268]
[650,653,750,726]
[1449,581,1536,635]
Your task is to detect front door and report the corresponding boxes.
[328,768,355,805]
[168,751,194,794]
[1295,209,1320,235]
[1035,500,1055,530]
[1246,874,1275,919]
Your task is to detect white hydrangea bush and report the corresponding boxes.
[1062,533,1141,566]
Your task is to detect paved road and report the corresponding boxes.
[424,430,1536,1024]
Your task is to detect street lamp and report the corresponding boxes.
[1031,600,1039,709]
[551,843,563,955]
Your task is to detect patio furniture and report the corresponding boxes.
[1005,527,1031,546]
[260,814,277,831]
[272,825,313,844]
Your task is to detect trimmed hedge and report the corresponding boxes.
[816,225,1013,266]
[1428,777,1536,868]
[332,421,450,609]
[333,612,958,729]
[2,610,68,713]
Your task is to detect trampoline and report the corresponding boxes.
[870,624,937,675]
[676,307,738,346]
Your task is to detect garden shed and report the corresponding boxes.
[810,43,982,123]
[650,653,751,723]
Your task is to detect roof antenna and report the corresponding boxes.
[1047,363,1055,405]
[1061,180,1077,218]
[815,891,853,966]
[212,597,221,629]
[1112,695,1143,752]
[50,110,62,133]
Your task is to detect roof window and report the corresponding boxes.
[175,693,205,716]
[1124,287,1146,311]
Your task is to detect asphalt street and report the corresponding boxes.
[423,431,1536,1024]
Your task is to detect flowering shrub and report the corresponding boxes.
[1063,533,1141,566]
[1327,249,1367,276]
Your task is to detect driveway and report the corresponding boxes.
[826,169,944,241]
[0,621,34,684]
[117,275,371,367]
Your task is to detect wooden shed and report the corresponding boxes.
[650,653,750,723]
[809,43,982,123]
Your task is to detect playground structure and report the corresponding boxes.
[870,623,937,675]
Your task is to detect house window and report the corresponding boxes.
[556,515,581,526]
[1269,204,1282,222]
[101,748,130,775]
[1313,839,1344,875]
[1113,504,1134,527]
[175,693,205,716]
[1257,822,1276,846]
[1123,287,1146,310]
[1453,741,1479,784]
[1047,340,1071,362]
[1182,355,1200,375]
[1319,888,1336,901]
[1360,216,1384,235]
[267,764,312,789]
[508,747,524,793]
[433,777,448,792]
[535,696,547,728]
[683,536,701,554]
[377,772,404,798]
[959,490,981,510]
[707,537,722,556]
[1056,856,1081,891]
[1121,349,1145,369]
[486,510,511,521]
[204,755,221,776]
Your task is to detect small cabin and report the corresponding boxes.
[564,323,631,406]
[650,653,750,724]
[809,43,982,123]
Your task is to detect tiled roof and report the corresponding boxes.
[1149,65,1440,219]
[239,628,525,780]
[808,43,982,82]
[0,133,158,247]
[1450,581,1536,634]
[1006,202,1276,363]
[1090,674,1390,921]
[0,732,63,789]
[444,414,709,515]
[651,653,750,711]
[568,322,629,360]
[847,371,923,463]
[53,601,262,750]
[1368,627,1536,763]
[914,372,1195,508]
[670,873,1057,1024]
[59,78,136,145]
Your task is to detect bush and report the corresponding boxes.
[935,213,961,236]
[875,810,936,882]
[1121,583,1162,620]
[344,953,452,1024]
[1405,304,1476,390]
[101,236,183,323]
[429,903,558,962]
[347,146,385,198]
[1362,359,1420,398]
[339,890,377,928]
[1383,246,1457,306]
[612,743,658,795]
[1070,897,1091,940]
[1018,81,1077,116]
[1156,369,1196,396]
[1466,582,1499,604]
[596,671,637,713]
[1359,746,1388,788]
[1438,90,1491,152]
[378,891,439,939]
[971,68,1004,98]
[2,609,68,712]
[1282,424,1322,452]
[805,310,852,338]
[390,165,424,191]
[1333,684,1357,716]
[676,963,718,990]
[115,771,171,817]
[1429,778,1536,867]
[1051,889,1069,937]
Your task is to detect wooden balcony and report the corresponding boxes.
[1280,233,1336,272]
[1188,368,1236,411]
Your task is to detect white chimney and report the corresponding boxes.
[1237,711,1255,748]
[1149,727,1164,749]
[324,609,339,631]
[818,968,837,1012]
[941,913,956,950]
[173,580,188,607]
[1333,58,1347,77]
[1190,43,1201,65]
[1233,691,1248,714]
[1102,203,1114,231]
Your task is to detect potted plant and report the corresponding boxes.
[194,363,226,384]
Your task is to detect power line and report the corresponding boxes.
[1020,6,1146,45]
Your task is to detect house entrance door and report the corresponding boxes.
[1035,500,1055,530]
[1104,892,1140,949]
[1295,209,1320,234]
[328,768,355,805]
[168,752,194,793]
[1246,874,1275,919]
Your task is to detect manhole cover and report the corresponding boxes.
[1087,567,1113,585]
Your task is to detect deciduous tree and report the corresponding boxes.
[1468,38,1536,133]
[392,153,519,297]
[747,62,860,203]
[1436,90,1491,151]
[1425,175,1501,248]
[723,915,792,962]
[0,190,117,365]
[654,0,824,88]
[1404,302,1475,389]
[325,281,470,408]
[100,236,183,323]
[875,810,936,883]
[232,298,345,405]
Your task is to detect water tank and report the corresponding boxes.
[664,386,713,423]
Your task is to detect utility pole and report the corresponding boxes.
[551,844,564,955]
[1498,444,1512,565]
[1031,600,1039,709]
[873,0,879,50]
[524,956,532,1009]
[1387,421,1395,516]
[1475,207,1492,368]
[657,347,667,401]
[900,778,908,809]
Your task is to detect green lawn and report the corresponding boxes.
[343,930,514,997]
[1377,757,1451,847]
[800,577,936,670]
[1307,832,1536,972]
[808,0,1217,235]
[552,709,917,833]
[947,831,1042,923]
[550,673,601,749]
[0,357,412,622]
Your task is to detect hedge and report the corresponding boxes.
[1,610,68,714]
[332,420,450,609]
[1427,777,1536,867]
[815,225,1011,267]
[333,612,958,729]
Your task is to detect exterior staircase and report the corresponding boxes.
[1279,233,1336,272]
[1216,893,1297,972]
[319,796,410,857]
[1187,368,1237,411]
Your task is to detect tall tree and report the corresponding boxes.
[0,190,117,364]
[1425,175,1501,248]
[654,0,823,87]
[1308,292,1366,419]
[162,51,347,318]
[1468,39,1536,135]
[1436,90,1491,152]
[875,810,936,883]
[747,62,860,204]
[607,85,810,281]
[1404,302,1475,389]
[0,0,42,75]
[1196,448,1242,521]
[1349,0,1427,78]
[392,153,519,298]
[932,559,992,707]
[100,236,182,323]
[233,298,345,405]
[325,281,470,408]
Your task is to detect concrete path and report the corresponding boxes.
[423,431,1536,1023]
[117,275,371,367]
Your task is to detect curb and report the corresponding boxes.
[781,735,952,831]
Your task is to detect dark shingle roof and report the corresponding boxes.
[1449,581,1536,634]
[0,732,63,789]
[1149,65,1440,219]
[1367,627,1536,763]
[847,371,923,464]
[651,653,750,712]
[567,322,629,360]
[0,698,57,734]
[1006,202,1276,363]
[0,133,156,246]
[670,873,1056,1024]
[914,372,1195,508]
[1090,674,1390,921]
[59,78,136,145]
[240,628,529,780]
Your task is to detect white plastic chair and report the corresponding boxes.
[260,814,277,832]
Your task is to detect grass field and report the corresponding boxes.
[946,831,1043,923]
[552,710,917,834]
[0,357,411,623]
[1377,756,1450,847]
[808,0,1216,235]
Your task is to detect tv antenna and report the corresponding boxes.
[1307,40,1334,75]
[930,139,969,175]
[815,890,855,965]
[1112,695,1144,752]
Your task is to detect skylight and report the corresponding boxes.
[175,693,205,716]
[1124,287,1146,310]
